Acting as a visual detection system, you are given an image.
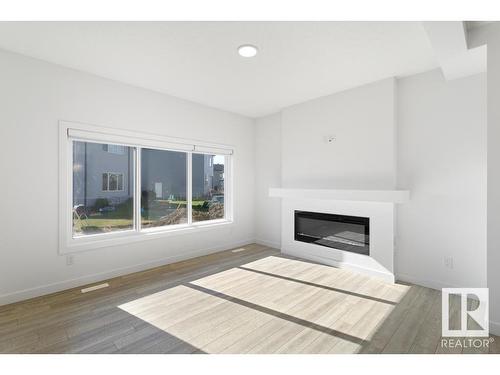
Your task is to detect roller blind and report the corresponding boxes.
[194,145,233,155]
[67,128,233,154]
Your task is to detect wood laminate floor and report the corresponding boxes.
[0,244,498,354]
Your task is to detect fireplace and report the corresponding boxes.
[294,210,370,255]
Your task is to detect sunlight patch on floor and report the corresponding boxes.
[118,256,411,353]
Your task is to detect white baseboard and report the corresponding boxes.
[396,272,465,290]
[0,238,255,306]
[490,321,500,336]
[255,238,281,250]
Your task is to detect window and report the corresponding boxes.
[102,172,124,191]
[141,148,187,228]
[73,141,134,236]
[192,153,225,223]
[62,122,233,252]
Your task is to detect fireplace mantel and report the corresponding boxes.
[269,188,410,203]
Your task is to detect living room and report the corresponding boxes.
[0,1,499,373]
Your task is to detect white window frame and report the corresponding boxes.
[102,172,125,192]
[59,120,234,254]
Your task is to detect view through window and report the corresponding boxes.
[72,140,228,238]
[192,153,225,222]
[141,148,188,228]
[73,141,134,236]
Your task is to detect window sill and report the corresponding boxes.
[60,219,234,255]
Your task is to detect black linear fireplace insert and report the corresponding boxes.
[294,210,370,255]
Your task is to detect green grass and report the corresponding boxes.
[73,198,218,234]
[73,218,130,234]
[156,200,207,207]
[74,198,134,233]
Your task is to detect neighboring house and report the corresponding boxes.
[73,142,222,207]
[140,148,187,201]
[213,163,224,193]
[192,153,214,199]
[73,141,133,207]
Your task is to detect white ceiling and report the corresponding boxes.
[423,21,487,81]
[0,22,442,118]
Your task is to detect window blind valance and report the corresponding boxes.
[67,127,234,155]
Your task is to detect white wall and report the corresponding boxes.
[0,49,256,304]
[468,22,500,334]
[255,70,487,291]
[396,69,487,290]
[268,78,399,281]
[254,78,398,250]
[281,78,397,189]
[486,24,500,336]
[254,114,282,248]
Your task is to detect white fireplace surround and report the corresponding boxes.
[270,188,410,283]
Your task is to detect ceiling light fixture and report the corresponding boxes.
[238,44,258,58]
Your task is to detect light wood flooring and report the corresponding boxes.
[0,243,498,354]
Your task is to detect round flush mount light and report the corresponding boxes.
[238,44,258,58]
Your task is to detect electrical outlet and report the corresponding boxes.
[66,255,74,266]
[444,256,454,269]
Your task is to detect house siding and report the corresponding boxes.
[73,142,221,208]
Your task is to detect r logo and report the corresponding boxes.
[442,288,489,337]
